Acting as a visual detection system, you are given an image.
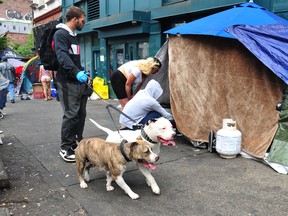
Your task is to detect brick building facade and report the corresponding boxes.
[0,0,33,45]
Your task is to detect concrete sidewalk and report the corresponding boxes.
[0,97,288,216]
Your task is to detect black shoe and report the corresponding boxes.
[11,100,15,103]
[59,147,76,162]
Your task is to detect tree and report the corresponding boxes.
[0,36,8,50]
[12,33,35,58]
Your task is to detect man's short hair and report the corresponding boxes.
[65,6,85,22]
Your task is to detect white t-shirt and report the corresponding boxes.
[119,60,142,84]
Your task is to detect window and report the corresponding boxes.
[87,0,100,21]
[138,42,149,59]
[38,0,45,6]
[163,0,187,5]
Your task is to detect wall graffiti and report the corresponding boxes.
[6,9,32,21]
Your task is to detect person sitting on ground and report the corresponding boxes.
[39,64,53,101]
[111,57,162,110]
[0,56,16,103]
[119,79,173,130]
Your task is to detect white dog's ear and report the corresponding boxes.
[147,119,157,125]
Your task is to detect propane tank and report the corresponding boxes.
[216,119,242,159]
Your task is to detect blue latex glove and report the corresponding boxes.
[76,71,88,83]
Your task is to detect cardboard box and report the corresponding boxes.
[32,83,43,93]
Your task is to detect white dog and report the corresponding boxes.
[89,117,176,194]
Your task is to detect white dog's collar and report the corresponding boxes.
[141,128,157,144]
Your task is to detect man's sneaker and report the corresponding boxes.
[59,148,76,162]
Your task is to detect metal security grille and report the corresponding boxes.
[87,0,100,21]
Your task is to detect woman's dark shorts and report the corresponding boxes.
[110,70,127,99]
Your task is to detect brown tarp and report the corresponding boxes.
[168,35,284,158]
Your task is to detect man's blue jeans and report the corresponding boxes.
[139,111,161,125]
[8,82,14,101]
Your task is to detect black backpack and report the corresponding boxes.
[38,26,59,71]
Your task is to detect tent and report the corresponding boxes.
[7,58,26,68]
[226,24,288,85]
[165,1,288,38]
[19,56,40,95]
[162,1,288,164]
[143,41,170,105]
[225,23,288,170]
[0,47,29,61]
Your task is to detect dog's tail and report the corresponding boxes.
[89,118,113,135]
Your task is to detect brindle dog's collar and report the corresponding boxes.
[120,139,131,162]
[141,128,157,144]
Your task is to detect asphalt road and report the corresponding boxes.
[0,96,288,216]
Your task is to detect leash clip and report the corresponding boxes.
[132,124,143,130]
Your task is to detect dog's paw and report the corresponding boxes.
[152,185,160,195]
[106,185,114,191]
[80,182,88,188]
[128,192,140,200]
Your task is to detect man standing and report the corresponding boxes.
[53,6,89,162]
[0,56,16,103]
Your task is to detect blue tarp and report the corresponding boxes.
[164,2,288,38]
[227,24,288,85]
[164,1,288,84]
